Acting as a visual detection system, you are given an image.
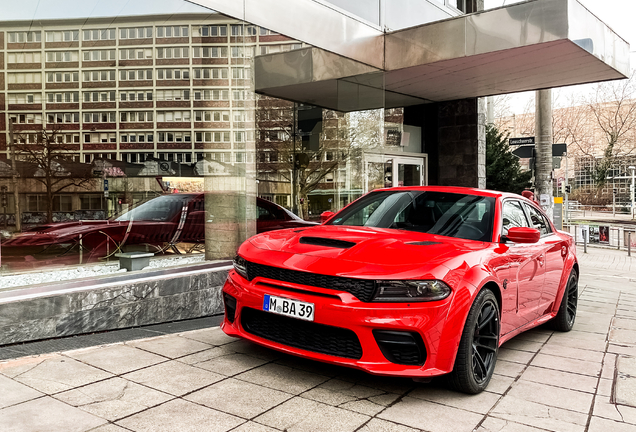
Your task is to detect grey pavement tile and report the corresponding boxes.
[236,363,329,395]
[54,377,173,421]
[225,339,283,361]
[530,353,601,377]
[0,396,107,432]
[613,317,636,330]
[179,326,237,346]
[184,377,292,419]
[301,383,381,407]
[592,396,636,424]
[122,360,224,396]
[65,344,167,375]
[115,398,243,432]
[408,385,501,414]
[1,355,113,394]
[0,374,44,408]
[255,397,369,432]
[500,338,543,353]
[520,365,599,394]
[490,395,588,432]
[543,334,607,352]
[177,345,238,365]
[357,418,420,432]
[368,393,401,406]
[572,322,612,334]
[487,373,516,395]
[616,309,636,319]
[87,425,131,432]
[126,334,212,359]
[333,369,414,394]
[497,347,535,364]
[476,416,553,432]
[597,378,614,397]
[588,416,636,432]
[339,399,385,416]
[493,359,527,378]
[274,354,345,377]
[192,353,269,376]
[230,422,279,432]
[538,343,605,363]
[512,330,552,343]
[610,328,636,345]
[310,378,387,401]
[551,330,609,342]
[601,352,618,380]
[378,396,483,432]
[506,380,594,414]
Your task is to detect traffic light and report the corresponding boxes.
[565,185,571,194]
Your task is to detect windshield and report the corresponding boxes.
[114,194,196,222]
[329,191,495,242]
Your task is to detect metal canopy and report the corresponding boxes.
[189,0,630,111]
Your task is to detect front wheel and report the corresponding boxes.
[549,270,578,332]
[447,289,500,394]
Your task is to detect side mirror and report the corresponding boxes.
[320,211,335,224]
[504,227,540,244]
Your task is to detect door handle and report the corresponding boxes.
[537,254,545,267]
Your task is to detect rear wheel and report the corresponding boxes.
[447,289,500,394]
[549,271,578,332]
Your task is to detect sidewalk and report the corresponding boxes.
[0,247,635,432]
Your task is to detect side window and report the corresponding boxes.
[502,200,529,235]
[524,204,552,236]
[257,203,274,220]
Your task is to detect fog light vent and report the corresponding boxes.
[373,330,426,366]
[223,293,237,324]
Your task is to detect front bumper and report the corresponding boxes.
[221,270,460,377]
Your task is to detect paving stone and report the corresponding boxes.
[368,392,401,406]
[610,328,636,345]
[531,353,601,377]
[301,382,380,407]
[513,330,552,343]
[506,380,594,413]
[408,386,500,414]
[378,396,483,432]
[551,330,608,342]
[185,378,292,419]
[538,343,605,363]
[520,365,599,394]
[116,398,243,432]
[54,377,172,421]
[592,396,636,425]
[597,378,614,397]
[177,345,238,365]
[192,353,269,376]
[179,327,237,346]
[66,344,167,375]
[601,352,618,380]
[542,335,607,352]
[88,425,131,432]
[477,416,554,432]
[491,395,588,432]
[126,334,212,359]
[255,397,369,432]
[122,360,224,396]
[0,374,43,408]
[334,370,415,394]
[497,348,535,364]
[236,363,329,395]
[357,418,420,432]
[494,359,527,378]
[487,373,516,394]
[0,396,107,432]
[274,354,344,377]
[588,416,636,432]
[607,344,636,357]
[339,399,385,416]
[615,356,636,407]
[500,338,543,353]
[225,340,282,361]
[230,422,278,432]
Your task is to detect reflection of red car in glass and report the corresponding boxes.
[223,186,579,394]
[2,194,315,264]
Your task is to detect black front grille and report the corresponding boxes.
[241,307,363,359]
[245,261,376,302]
[373,330,426,366]
[299,236,356,249]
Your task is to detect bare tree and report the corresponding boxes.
[14,126,96,223]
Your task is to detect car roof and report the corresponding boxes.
[370,185,519,200]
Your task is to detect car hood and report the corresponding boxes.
[4,220,123,245]
[242,225,489,280]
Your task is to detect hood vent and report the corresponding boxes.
[406,241,441,246]
[299,236,356,249]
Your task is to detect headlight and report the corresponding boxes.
[233,255,249,280]
[373,280,451,302]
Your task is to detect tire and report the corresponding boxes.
[447,289,500,394]
[549,270,578,332]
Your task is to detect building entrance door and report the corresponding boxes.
[365,154,426,193]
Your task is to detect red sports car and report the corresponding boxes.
[222,186,578,394]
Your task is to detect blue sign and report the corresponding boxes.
[104,179,109,191]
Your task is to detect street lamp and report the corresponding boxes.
[630,166,636,220]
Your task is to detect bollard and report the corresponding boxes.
[629,232,632,257]
[584,230,587,254]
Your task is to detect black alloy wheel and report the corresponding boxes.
[550,271,578,332]
[447,289,500,394]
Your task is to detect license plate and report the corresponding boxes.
[263,294,314,321]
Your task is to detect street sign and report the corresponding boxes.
[511,145,534,158]
[103,179,109,191]
[509,137,535,145]
[552,143,567,156]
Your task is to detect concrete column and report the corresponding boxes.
[535,89,554,219]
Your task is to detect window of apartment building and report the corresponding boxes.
[26,195,46,212]
[230,25,257,36]
[8,93,42,104]
[233,111,246,122]
[45,51,79,62]
[46,112,79,123]
[155,89,189,101]
[193,67,228,79]
[156,47,189,59]
[8,72,42,84]
[195,110,230,122]
[234,131,245,142]
[233,90,247,100]
[84,132,116,143]
[119,69,153,81]
[120,133,154,143]
[45,30,79,42]
[259,27,278,36]
[80,195,103,210]
[120,111,154,122]
[83,112,116,123]
[119,48,153,60]
[260,43,302,55]
[194,131,230,143]
[230,46,254,58]
[193,25,227,37]
[53,195,73,212]
[83,50,116,61]
[119,27,153,39]
[83,28,116,41]
[8,31,42,43]
[192,46,228,58]
[8,52,42,63]
[47,71,80,83]
[13,113,43,124]
[157,111,191,122]
[83,91,116,102]
[46,91,79,103]
[56,134,80,143]
[157,132,191,142]
[156,26,189,38]
[193,89,229,101]
[231,67,250,80]
[157,69,190,80]
[82,70,115,82]
[120,91,154,101]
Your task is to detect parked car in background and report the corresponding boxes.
[222,186,578,394]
